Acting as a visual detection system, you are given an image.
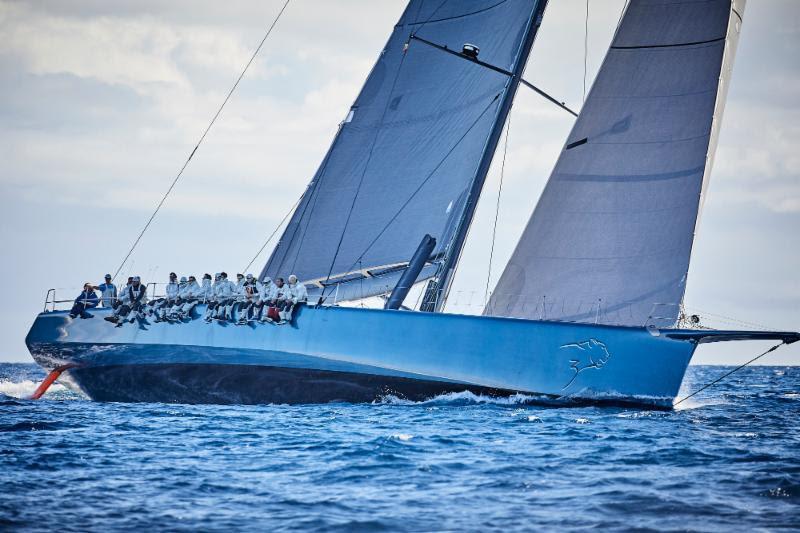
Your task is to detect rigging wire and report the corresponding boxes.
[320,29,417,290]
[110,0,291,282]
[484,115,512,305]
[411,0,450,37]
[321,92,502,300]
[271,1,448,281]
[241,191,304,273]
[673,341,787,407]
[320,0,458,291]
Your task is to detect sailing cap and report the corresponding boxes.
[104,274,111,279]
[133,276,141,282]
[180,276,187,283]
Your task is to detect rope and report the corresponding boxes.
[673,341,786,407]
[484,115,511,304]
[111,0,291,282]
[241,190,304,274]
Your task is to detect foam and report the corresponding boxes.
[0,379,67,399]
[374,390,550,407]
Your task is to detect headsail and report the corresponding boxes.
[261,0,546,303]
[486,0,745,327]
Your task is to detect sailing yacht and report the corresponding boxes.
[26,0,798,406]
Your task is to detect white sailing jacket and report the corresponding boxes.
[287,282,308,304]
[165,281,179,300]
[199,279,213,302]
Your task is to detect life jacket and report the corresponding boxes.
[129,284,145,303]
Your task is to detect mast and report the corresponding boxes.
[425,0,550,312]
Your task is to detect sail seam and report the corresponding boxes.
[592,88,717,100]
[399,0,508,28]
[610,36,725,50]
[581,132,713,145]
[527,245,692,261]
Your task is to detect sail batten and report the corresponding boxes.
[485,0,745,327]
[261,0,545,301]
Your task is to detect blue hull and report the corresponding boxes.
[24,304,708,407]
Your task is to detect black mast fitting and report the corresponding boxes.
[409,34,578,118]
[385,234,437,311]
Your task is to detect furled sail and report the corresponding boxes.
[261,0,546,302]
[486,0,745,327]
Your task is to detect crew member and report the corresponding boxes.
[166,276,189,321]
[204,273,222,322]
[281,275,308,324]
[212,272,235,321]
[69,283,99,319]
[125,276,147,323]
[94,274,117,307]
[153,272,179,322]
[253,276,274,322]
[236,274,259,324]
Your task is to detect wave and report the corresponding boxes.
[0,379,68,399]
[375,390,555,407]
[374,388,679,410]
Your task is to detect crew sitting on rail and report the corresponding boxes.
[203,273,221,322]
[248,276,272,322]
[218,272,237,321]
[151,272,179,322]
[106,276,147,325]
[114,277,133,310]
[227,273,246,322]
[207,272,235,322]
[69,283,99,319]
[199,273,213,304]
[168,275,199,321]
[281,275,308,324]
[264,277,288,324]
[165,276,190,321]
[93,274,117,307]
[236,274,260,324]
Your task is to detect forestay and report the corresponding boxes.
[261,0,541,302]
[486,0,745,327]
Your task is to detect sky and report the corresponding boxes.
[0,0,798,364]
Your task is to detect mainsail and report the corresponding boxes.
[486,0,745,327]
[261,0,547,303]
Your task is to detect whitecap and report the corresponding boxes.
[0,379,67,399]
[374,390,549,407]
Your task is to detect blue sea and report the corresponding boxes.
[1,363,799,531]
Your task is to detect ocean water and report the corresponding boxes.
[1,363,799,531]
